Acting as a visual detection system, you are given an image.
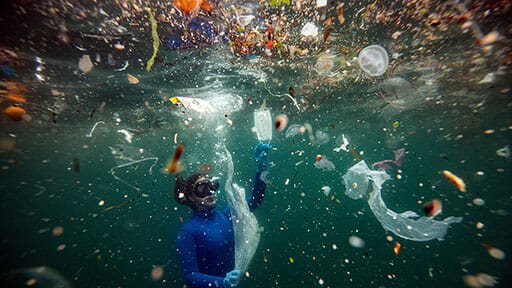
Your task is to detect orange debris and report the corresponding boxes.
[1,93,26,102]
[166,144,185,173]
[127,74,139,84]
[442,170,466,192]
[173,0,211,15]
[393,242,401,255]
[4,106,26,121]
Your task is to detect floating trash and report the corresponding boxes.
[496,145,511,158]
[321,186,331,196]
[285,124,305,138]
[314,130,329,145]
[481,243,506,260]
[301,22,319,37]
[443,170,466,192]
[78,55,93,73]
[314,157,335,171]
[473,198,485,206]
[275,114,289,132]
[334,134,349,152]
[358,45,389,76]
[151,266,164,281]
[348,235,365,248]
[343,161,462,241]
[254,108,272,141]
[423,199,442,217]
[463,273,499,288]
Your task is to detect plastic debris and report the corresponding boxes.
[336,3,345,24]
[145,8,159,72]
[342,161,463,241]
[463,273,499,288]
[86,121,105,137]
[442,170,466,192]
[481,243,506,260]
[221,145,260,273]
[348,235,365,248]
[372,148,405,170]
[127,74,139,84]
[334,134,350,152]
[316,0,327,8]
[314,156,335,171]
[285,124,305,138]
[78,55,93,73]
[423,199,442,217]
[358,45,389,76]
[275,114,288,132]
[117,129,133,143]
[314,130,329,145]
[4,106,30,122]
[320,186,331,196]
[166,144,185,173]
[170,96,215,114]
[254,108,272,141]
[393,242,401,255]
[496,145,511,158]
[237,15,255,27]
[301,22,319,37]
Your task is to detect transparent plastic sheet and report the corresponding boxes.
[343,161,462,241]
[220,144,260,273]
[285,124,304,138]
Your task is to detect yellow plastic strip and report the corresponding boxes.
[146,8,159,72]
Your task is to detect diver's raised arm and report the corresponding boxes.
[247,142,272,211]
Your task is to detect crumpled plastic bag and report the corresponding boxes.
[342,161,462,241]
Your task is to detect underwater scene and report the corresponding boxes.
[0,0,511,287]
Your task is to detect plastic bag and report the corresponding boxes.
[343,161,462,241]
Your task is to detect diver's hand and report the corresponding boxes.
[223,270,241,287]
[255,142,272,173]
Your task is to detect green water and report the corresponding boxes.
[1,0,511,287]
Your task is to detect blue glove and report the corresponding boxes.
[255,142,272,173]
[224,270,241,287]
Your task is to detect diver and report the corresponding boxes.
[173,142,272,288]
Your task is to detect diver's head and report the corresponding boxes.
[174,173,219,211]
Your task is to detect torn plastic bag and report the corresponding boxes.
[342,161,462,241]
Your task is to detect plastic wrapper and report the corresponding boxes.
[314,157,335,171]
[285,124,304,138]
[221,145,260,273]
[343,161,462,241]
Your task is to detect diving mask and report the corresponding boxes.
[193,179,219,198]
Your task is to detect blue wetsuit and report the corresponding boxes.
[176,171,266,288]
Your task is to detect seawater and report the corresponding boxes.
[1,1,511,288]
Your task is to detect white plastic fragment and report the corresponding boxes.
[348,235,365,248]
[333,134,349,152]
[117,129,133,143]
[321,186,331,196]
[496,145,511,158]
[478,72,496,84]
[78,55,94,73]
[316,0,327,8]
[301,22,319,37]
